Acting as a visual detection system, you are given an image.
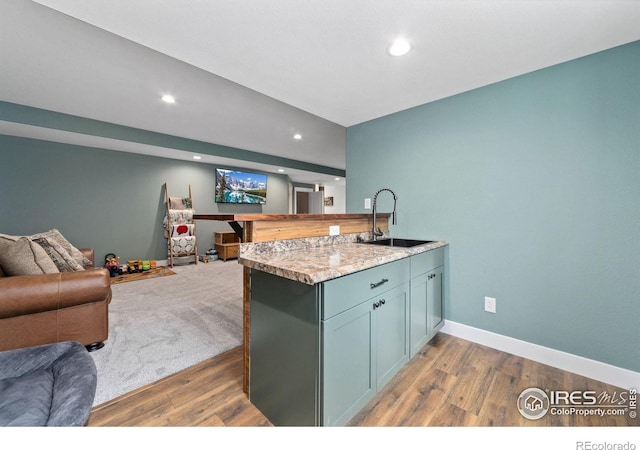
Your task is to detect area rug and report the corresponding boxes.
[90,260,244,406]
[109,266,176,284]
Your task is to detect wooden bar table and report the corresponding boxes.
[193,213,390,393]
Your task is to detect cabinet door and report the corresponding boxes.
[427,266,444,340]
[409,272,429,357]
[375,284,409,390]
[322,300,376,426]
[410,266,444,356]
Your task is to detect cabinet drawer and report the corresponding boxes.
[410,247,445,278]
[321,258,410,320]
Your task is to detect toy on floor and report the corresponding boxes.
[127,259,144,273]
[104,253,121,277]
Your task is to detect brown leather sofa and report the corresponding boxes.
[0,249,112,352]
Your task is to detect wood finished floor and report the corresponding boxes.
[87,333,638,427]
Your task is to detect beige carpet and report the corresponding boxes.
[90,260,244,406]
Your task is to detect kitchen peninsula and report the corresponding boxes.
[193,213,392,392]
[238,235,448,426]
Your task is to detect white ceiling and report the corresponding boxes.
[30,0,640,126]
[2,0,640,184]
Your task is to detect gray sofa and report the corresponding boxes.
[0,341,97,426]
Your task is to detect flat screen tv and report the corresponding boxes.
[215,168,267,204]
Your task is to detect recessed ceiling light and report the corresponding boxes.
[293,133,302,140]
[387,38,412,56]
[278,169,285,173]
[161,94,176,104]
[335,178,341,181]
[192,155,202,160]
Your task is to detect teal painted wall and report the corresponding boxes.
[346,41,640,372]
[0,135,290,264]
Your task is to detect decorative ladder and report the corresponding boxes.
[163,183,198,267]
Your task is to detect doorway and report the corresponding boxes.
[294,187,324,214]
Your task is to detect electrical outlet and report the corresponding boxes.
[329,225,340,236]
[484,296,496,313]
[364,198,371,209]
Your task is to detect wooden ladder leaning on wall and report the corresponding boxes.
[164,183,198,268]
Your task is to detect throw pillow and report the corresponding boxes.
[31,236,84,272]
[169,196,191,209]
[0,232,19,241]
[0,237,60,276]
[30,229,92,268]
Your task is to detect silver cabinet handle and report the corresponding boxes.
[373,299,386,310]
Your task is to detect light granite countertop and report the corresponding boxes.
[238,234,448,285]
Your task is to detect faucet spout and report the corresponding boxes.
[372,188,397,241]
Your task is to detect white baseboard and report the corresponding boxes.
[440,321,639,389]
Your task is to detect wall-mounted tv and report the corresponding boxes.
[215,168,267,204]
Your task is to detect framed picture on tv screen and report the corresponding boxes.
[215,168,267,204]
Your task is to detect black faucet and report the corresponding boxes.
[372,188,397,240]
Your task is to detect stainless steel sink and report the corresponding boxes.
[362,238,435,248]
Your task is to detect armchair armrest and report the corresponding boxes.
[0,268,111,319]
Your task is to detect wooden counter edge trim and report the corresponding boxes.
[193,213,391,221]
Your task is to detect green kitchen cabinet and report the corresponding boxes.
[427,266,444,337]
[248,270,321,426]
[249,257,409,426]
[321,298,375,426]
[409,247,445,357]
[322,283,409,426]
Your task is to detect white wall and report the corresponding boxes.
[322,184,346,214]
